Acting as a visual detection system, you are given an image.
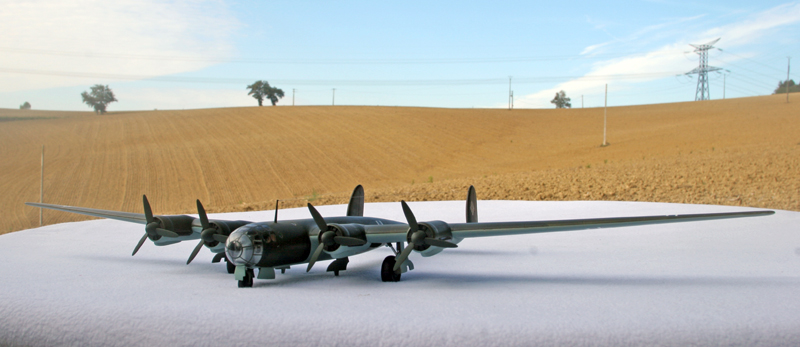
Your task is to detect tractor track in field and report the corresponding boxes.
[1,94,798,234]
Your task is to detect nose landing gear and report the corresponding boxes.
[237,268,254,288]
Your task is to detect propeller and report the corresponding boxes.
[133,195,178,256]
[187,199,223,265]
[306,203,367,272]
[393,200,457,271]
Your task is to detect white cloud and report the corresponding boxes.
[700,2,800,46]
[518,2,800,108]
[116,87,256,110]
[0,0,240,93]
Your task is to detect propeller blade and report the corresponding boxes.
[334,236,367,246]
[424,238,458,248]
[197,200,210,230]
[156,228,179,238]
[143,195,154,224]
[132,233,148,256]
[307,203,328,231]
[400,200,418,232]
[213,234,228,243]
[306,243,325,272]
[393,243,415,272]
[187,240,204,265]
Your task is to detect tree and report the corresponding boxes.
[19,101,31,110]
[247,80,284,106]
[81,85,117,114]
[773,79,800,94]
[551,90,571,108]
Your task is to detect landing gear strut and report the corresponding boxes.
[238,268,254,288]
[381,256,401,282]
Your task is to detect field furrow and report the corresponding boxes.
[1,95,798,234]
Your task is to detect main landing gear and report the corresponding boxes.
[226,257,235,274]
[381,256,401,282]
[212,253,236,274]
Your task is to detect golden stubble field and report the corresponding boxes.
[1,94,798,234]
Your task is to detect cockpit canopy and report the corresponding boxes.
[225,224,268,266]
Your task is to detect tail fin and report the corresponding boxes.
[346,185,365,217]
[466,185,478,223]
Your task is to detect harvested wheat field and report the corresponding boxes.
[1,94,799,234]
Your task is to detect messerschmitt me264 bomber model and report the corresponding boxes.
[28,185,773,288]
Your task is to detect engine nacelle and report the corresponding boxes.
[154,215,195,236]
[322,223,372,259]
[409,220,456,257]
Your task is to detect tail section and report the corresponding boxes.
[346,185,365,217]
[466,185,478,223]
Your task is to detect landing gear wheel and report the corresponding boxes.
[226,256,235,274]
[238,269,254,288]
[381,256,402,282]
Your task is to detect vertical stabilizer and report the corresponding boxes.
[346,185,365,217]
[466,185,478,223]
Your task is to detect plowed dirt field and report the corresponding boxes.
[2,94,798,234]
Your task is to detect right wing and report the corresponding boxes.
[449,210,775,239]
[363,210,775,244]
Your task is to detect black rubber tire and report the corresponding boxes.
[238,269,254,288]
[226,257,235,274]
[381,256,402,282]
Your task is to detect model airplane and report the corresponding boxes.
[27,185,773,287]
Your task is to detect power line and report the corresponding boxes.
[0,46,646,65]
[0,67,684,86]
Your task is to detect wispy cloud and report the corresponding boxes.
[518,2,800,108]
[0,0,240,93]
[117,87,255,110]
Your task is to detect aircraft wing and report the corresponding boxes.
[363,210,775,244]
[26,202,147,224]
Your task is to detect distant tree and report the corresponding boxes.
[551,90,571,109]
[247,80,284,106]
[81,85,117,114]
[773,79,800,94]
[19,101,31,110]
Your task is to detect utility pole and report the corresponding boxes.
[602,84,608,147]
[723,73,726,99]
[787,57,792,103]
[292,89,296,106]
[332,88,336,106]
[40,145,44,226]
[508,76,512,110]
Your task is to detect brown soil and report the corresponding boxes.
[2,94,798,234]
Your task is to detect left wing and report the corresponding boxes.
[26,202,148,224]
[26,198,200,256]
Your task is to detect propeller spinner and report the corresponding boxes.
[393,200,457,272]
[306,203,367,272]
[187,200,231,265]
[132,195,179,256]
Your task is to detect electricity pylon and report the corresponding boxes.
[685,38,722,101]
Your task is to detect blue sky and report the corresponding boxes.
[1,0,798,111]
